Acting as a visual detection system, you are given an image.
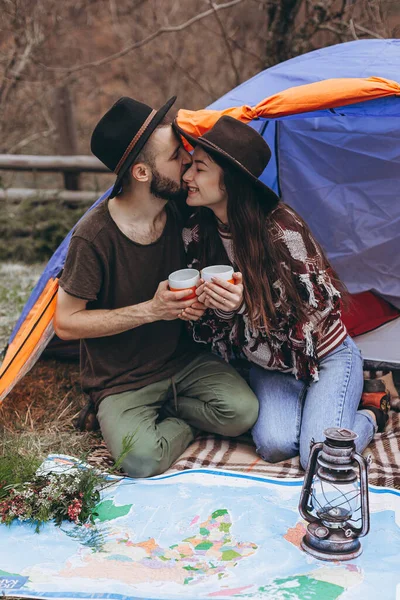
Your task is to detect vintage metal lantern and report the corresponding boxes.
[299,427,370,561]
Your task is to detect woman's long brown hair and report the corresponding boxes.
[196,153,347,331]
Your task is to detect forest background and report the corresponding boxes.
[0,0,399,464]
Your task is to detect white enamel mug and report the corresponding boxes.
[168,268,200,299]
[201,265,234,284]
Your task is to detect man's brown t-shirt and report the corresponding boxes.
[59,200,197,406]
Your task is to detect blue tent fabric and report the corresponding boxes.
[278,116,400,305]
[210,40,400,109]
[208,39,400,308]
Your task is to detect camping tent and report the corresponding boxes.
[1,39,399,402]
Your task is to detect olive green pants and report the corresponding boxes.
[97,353,259,478]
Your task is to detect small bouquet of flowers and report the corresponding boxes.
[0,433,133,533]
[0,467,105,532]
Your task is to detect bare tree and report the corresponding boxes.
[0,0,397,162]
[263,0,397,67]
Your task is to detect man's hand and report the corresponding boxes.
[196,272,243,311]
[54,280,199,341]
[148,280,197,321]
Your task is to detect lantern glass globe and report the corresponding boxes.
[309,476,361,528]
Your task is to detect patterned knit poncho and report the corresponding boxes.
[183,204,347,382]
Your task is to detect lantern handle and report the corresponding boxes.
[351,452,370,537]
[299,441,323,523]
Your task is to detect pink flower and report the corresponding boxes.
[67,498,83,523]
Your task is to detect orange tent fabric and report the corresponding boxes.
[175,77,400,144]
[0,279,58,402]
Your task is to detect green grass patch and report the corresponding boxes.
[0,198,87,263]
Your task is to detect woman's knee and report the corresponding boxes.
[252,420,298,464]
[249,368,304,463]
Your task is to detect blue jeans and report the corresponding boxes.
[250,336,375,469]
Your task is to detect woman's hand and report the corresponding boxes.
[196,272,243,311]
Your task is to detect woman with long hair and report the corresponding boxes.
[176,115,386,469]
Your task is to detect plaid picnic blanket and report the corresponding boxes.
[167,411,400,490]
[87,412,400,489]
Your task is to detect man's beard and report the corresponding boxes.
[150,167,188,203]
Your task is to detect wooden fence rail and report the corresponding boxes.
[0,188,99,206]
[0,154,108,173]
[0,154,110,204]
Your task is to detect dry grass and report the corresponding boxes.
[2,359,90,453]
[0,263,113,470]
[0,357,113,468]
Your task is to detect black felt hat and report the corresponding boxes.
[91,96,176,198]
[174,115,280,209]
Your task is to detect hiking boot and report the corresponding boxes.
[359,378,390,432]
[74,400,100,432]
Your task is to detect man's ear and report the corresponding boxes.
[131,162,151,183]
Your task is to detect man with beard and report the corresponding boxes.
[54,96,259,478]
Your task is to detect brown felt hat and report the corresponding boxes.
[91,96,176,199]
[174,115,280,209]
